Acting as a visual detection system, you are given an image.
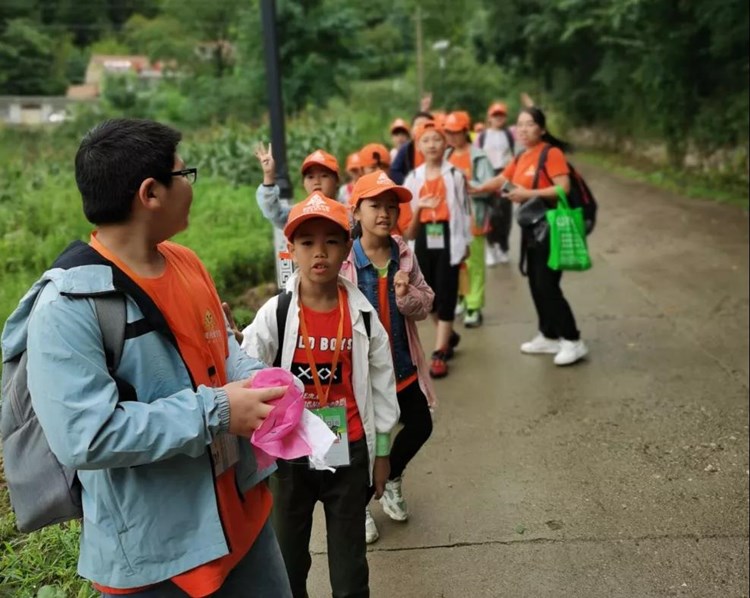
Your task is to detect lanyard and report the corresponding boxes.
[298,286,346,407]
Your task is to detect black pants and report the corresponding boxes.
[415,222,460,321]
[270,439,370,598]
[367,380,432,502]
[526,241,580,341]
[487,194,512,251]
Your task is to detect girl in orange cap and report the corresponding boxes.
[341,170,436,544]
[359,143,392,174]
[337,152,363,205]
[402,121,472,379]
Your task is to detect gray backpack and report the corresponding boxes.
[0,294,126,532]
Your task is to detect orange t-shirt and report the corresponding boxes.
[374,270,417,392]
[293,290,364,442]
[393,202,414,237]
[448,149,472,181]
[89,234,272,597]
[414,148,425,169]
[418,176,450,223]
[501,143,569,190]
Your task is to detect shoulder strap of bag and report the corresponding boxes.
[93,294,126,373]
[531,144,552,190]
[503,127,515,153]
[273,290,293,367]
[363,311,371,338]
[478,130,486,148]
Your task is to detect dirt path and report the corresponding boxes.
[306,163,750,597]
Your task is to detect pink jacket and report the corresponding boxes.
[341,236,437,407]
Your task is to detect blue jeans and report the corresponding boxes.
[100,520,292,597]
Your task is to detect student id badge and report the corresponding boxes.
[426,222,446,250]
[309,401,350,468]
[209,432,240,478]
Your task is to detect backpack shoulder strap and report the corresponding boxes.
[363,311,371,338]
[478,130,486,148]
[503,127,515,153]
[532,144,552,189]
[273,290,293,367]
[93,294,126,373]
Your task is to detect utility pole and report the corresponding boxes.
[415,6,424,105]
[260,0,294,289]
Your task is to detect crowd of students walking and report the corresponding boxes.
[1,96,589,598]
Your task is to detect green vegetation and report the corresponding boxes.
[1,0,747,595]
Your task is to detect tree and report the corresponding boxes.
[0,19,68,95]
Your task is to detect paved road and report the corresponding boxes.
[307,164,750,598]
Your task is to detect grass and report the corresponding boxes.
[575,149,749,209]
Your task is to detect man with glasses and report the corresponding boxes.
[4,118,292,596]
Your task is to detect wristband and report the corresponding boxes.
[375,433,392,457]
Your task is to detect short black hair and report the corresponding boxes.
[75,118,182,224]
[411,111,434,124]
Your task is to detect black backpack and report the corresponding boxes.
[536,144,598,234]
[272,291,370,367]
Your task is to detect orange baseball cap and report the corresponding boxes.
[345,152,362,172]
[349,170,412,207]
[389,118,410,134]
[359,143,391,168]
[473,122,486,133]
[301,149,340,177]
[284,191,351,240]
[487,102,508,116]
[414,120,446,141]
[444,111,471,132]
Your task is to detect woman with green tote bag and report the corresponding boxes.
[470,107,588,366]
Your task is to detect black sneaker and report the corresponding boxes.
[445,331,461,360]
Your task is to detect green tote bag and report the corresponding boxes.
[546,186,592,271]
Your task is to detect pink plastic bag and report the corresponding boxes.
[249,368,310,469]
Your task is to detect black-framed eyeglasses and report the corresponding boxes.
[171,168,198,185]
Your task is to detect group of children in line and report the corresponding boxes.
[4,97,586,598]
[234,100,532,597]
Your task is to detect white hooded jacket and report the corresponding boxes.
[240,272,400,482]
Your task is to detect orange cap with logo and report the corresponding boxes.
[345,152,362,172]
[473,122,486,133]
[487,102,508,116]
[301,149,340,177]
[444,111,471,132]
[359,143,391,168]
[389,118,410,134]
[349,170,412,208]
[283,192,351,240]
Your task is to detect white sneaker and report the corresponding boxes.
[464,309,483,328]
[554,339,589,366]
[455,299,466,317]
[485,243,499,267]
[365,507,379,544]
[379,477,408,522]
[497,249,510,264]
[521,333,561,354]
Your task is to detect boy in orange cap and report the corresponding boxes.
[475,101,516,265]
[337,152,363,205]
[359,143,391,174]
[389,118,410,162]
[444,110,495,328]
[241,191,399,598]
[255,142,340,229]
